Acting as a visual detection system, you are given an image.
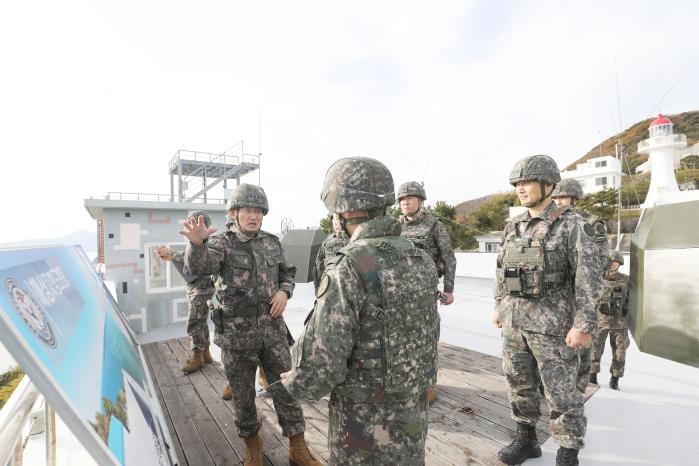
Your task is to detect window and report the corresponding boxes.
[108,233,114,239]
[595,160,607,168]
[485,243,499,253]
[125,212,131,217]
[595,177,608,186]
[144,242,187,293]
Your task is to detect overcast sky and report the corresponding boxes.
[1,1,698,243]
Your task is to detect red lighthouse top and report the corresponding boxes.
[650,113,672,127]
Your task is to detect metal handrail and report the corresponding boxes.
[102,192,227,204]
[0,376,39,465]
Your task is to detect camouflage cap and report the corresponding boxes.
[321,157,395,213]
[189,210,211,227]
[226,184,269,215]
[397,181,426,201]
[609,250,624,265]
[509,155,561,186]
[551,178,584,199]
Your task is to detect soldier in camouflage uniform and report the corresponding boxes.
[397,181,457,305]
[156,210,216,373]
[180,184,321,466]
[313,213,349,291]
[397,181,456,405]
[492,155,603,466]
[282,157,440,465]
[590,250,630,391]
[552,179,609,392]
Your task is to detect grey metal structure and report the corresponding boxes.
[280,229,326,283]
[85,147,259,335]
[630,194,699,368]
[169,148,260,203]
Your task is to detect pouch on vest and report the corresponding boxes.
[502,241,545,297]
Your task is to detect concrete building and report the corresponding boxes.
[84,149,259,334]
[475,232,502,253]
[560,155,622,194]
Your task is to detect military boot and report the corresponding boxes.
[609,375,620,390]
[288,433,322,466]
[202,347,213,364]
[498,422,541,465]
[222,384,232,400]
[556,447,579,466]
[180,351,204,374]
[428,385,437,404]
[243,434,263,466]
[589,373,598,385]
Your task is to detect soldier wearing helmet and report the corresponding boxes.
[156,210,217,374]
[551,178,609,393]
[180,184,321,466]
[493,155,603,466]
[590,250,629,391]
[397,181,456,404]
[282,157,440,465]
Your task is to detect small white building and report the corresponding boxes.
[560,155,622,194]
[475,231,502,253]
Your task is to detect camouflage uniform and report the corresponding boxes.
[399,212,456,294]
[575,211,608,392]
[551,179,609,393]
[286,157,440,465]
[591,271,630,377]
[312,228,349,291]
[171,252,214,352]
[496,158,603,453]
[185,221,305,439]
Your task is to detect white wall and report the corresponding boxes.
[455,252,497,279]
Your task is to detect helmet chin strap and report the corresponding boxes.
[523,182,554,208]
[338,208,386,235]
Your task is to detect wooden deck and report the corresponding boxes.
[143,338,596,466]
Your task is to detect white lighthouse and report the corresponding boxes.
[637,114,687,208]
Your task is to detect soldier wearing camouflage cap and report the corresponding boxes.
[180,184,321,466]
[590,250,630,390]
[282,157,440,465]
[493,155,603,466]
[157,210,216,373]
[551,178,610,392]
[397,181,456,404]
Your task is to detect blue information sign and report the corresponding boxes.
[0,245,175,465]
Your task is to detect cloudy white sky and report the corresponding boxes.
[1,1,698,243]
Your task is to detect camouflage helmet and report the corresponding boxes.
[321,157,395,213]
[397,181,427,201]
[226,184,269,215]
[551,178,584,200]
[509,155,562,186]
[189,210,211,227]
[609,250,624,265]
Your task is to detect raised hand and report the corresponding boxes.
[179,215,218,246]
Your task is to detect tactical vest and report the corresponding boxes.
[600,280,626,316]
[334,236,440,402]
[401,214,443,275]
[499,207,570,298]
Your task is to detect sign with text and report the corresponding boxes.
[0,245,175,465]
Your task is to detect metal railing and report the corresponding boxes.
[168,149,260,174]
[102,191,227,204]
[638,134,687,151]
[0,376,56,466]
